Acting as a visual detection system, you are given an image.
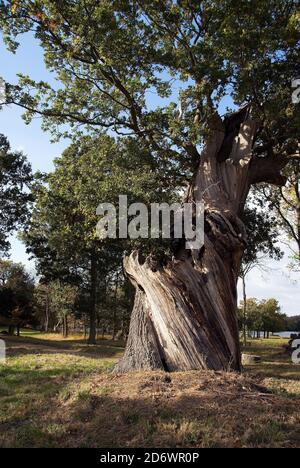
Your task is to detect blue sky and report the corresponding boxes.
[0,33,299,316]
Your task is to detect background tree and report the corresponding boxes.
[238,298,263,340]
[1,0,299,371]
[0,259,35,334]
[34,282,64,332]
[260,298,287,339]
[239,205,283,344]
[49,281,78,338]
[34,283,52,332]
[259,161,300,269]
[286,315,300,332]
[0,134,33,255]
[24,135,174,343]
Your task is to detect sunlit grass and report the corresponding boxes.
[0,347,118,448]
[243,336,300,396]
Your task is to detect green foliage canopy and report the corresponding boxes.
[0,0,299,173]
[0,259,35,327]
[0,134,33,254]
[238,297,287,335]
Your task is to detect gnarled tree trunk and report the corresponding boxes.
[116,107,283,373]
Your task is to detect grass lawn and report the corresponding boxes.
[243,337,300,396]
[0,333,299,448]
[0,327,41,336]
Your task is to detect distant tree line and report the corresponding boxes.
[238,298,287,340]
[0,258,134,339]
[286,315,300,332]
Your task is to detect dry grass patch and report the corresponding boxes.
[55,370,300,448]
[0,335,299,448]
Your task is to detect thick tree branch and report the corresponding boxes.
[249,155,288,187]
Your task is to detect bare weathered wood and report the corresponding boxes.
[117,107,287,373]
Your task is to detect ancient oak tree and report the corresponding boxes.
[1,0,299,371]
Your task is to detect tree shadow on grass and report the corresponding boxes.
[0,368,299,448]
[62,376,300,448]
[247,363,300,382]
[3,335,125,360]
[3,379,299,448]
[0,361,117,448]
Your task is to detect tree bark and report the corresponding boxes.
[62,315,69,338]
[112,273,119,341]
[88,247,97,345]
[115,288,166,372]
[45,290,49,333]
[242,275,247,347]
[116,107,286,373]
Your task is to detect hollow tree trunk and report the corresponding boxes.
[116,107,282,373]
